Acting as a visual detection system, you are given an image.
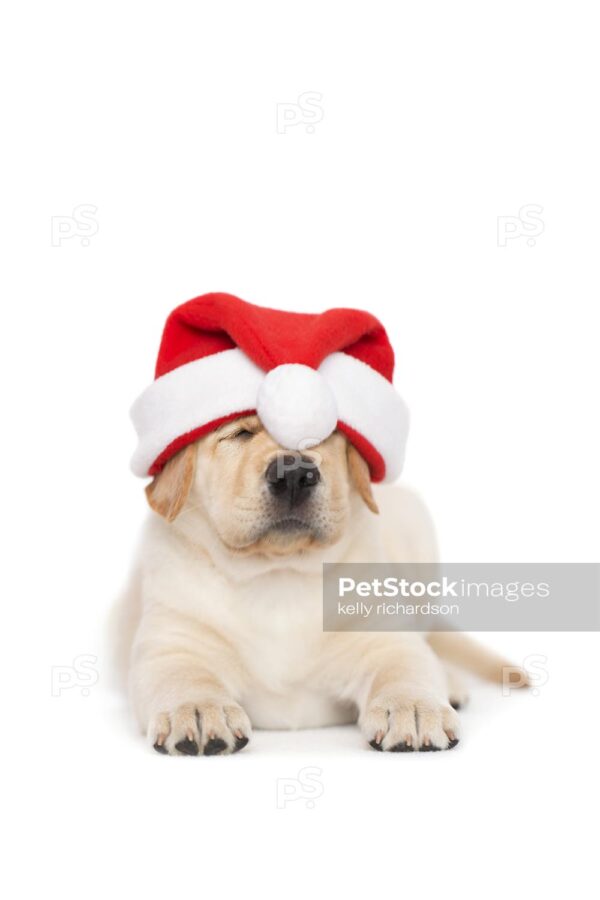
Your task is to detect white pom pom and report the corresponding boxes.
[257,364,338,450]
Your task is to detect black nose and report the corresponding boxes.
[265,455,321,507]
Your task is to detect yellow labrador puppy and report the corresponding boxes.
[119,414,524,756]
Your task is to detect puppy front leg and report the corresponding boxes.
[130,611,251,757]
[326,634,460,752]
[360,638,460,752]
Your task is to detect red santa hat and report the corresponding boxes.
[130,293,409,482]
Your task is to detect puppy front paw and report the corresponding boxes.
[361,692,460,753]
[150,700,251,756]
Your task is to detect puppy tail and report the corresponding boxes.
[427,631,530,688]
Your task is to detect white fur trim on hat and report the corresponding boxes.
[318,352,409,482]
[131,349,409,481]
[130,348,264,476]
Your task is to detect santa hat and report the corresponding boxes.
[130,293,409,482]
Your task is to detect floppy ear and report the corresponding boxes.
[347,442,379,514]
[145,443,197,522]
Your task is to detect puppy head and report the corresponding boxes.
[146,415,378,556]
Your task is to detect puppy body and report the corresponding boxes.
[126,482,437,733]
[120,418,524,754]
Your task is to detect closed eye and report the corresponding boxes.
[230,429,255,440]
[217,420,260,442]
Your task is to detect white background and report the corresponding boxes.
[2,1,599,898]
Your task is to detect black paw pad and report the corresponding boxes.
[389,741,414,753]
[175,737,199,756]
[204,737,228,756]
[153,741,168,755]
[369,739,383,751]
[234,735,249,752]
[419,743,441,752]
[447,738,460,749]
